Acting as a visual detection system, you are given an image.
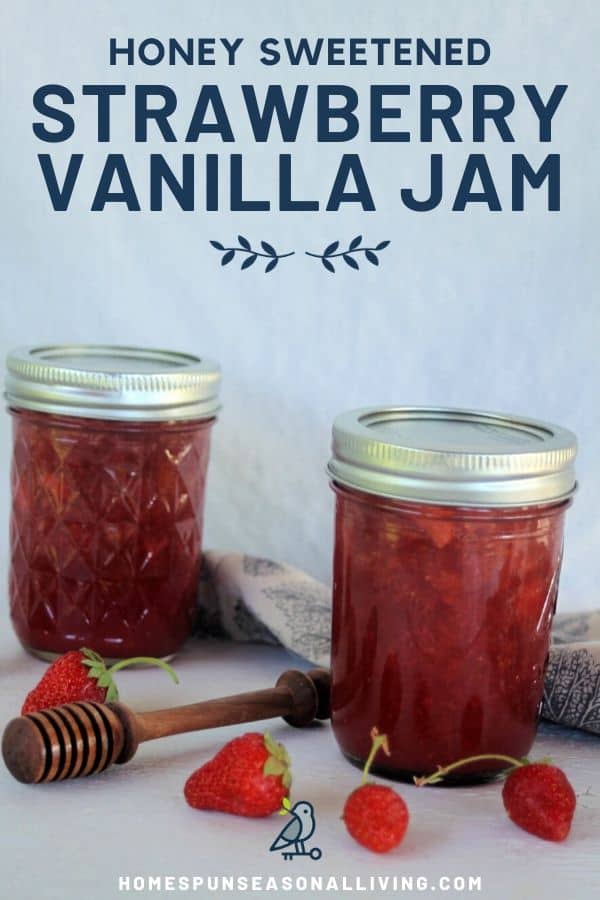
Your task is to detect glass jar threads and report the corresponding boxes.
[328,406,577,782]
[6,345,221,660]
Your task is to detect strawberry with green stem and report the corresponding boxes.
[415,754,576,842]
[343,727,410,853]
[21,647,179,714]
[184,731,292,818]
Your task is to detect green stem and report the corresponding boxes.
[106,657,179,685]
[361,727,391,785]
[414,754,526,787]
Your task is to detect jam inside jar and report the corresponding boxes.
[328,406,577,783]
[331,486,569,781]
[6,345,221,660]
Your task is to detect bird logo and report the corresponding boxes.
[269,799,322,860]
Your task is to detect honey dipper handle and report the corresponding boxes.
[112,668,330,760]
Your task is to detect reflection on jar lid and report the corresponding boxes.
[5,345,221,422]
[328,406,577,507]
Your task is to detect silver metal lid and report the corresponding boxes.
[5,345,221,422]
[328,406,577,507]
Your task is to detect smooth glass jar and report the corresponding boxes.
[328,407,577,783]
[6,346,221,660]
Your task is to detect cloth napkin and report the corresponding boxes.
[198,552,600,737]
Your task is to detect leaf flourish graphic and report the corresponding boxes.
[210,236,390,273]
[306,236,391,273]
[210,237,294,273]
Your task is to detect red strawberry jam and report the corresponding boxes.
[6,345,221,660]
[9,410,213,659]
[327,406,577,782]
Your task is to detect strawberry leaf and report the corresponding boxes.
[105,681,119,702]
[264,758,285,777]
[87,664,105,681]
[264,733,292,788]
[264,733,288,763]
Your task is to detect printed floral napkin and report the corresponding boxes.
[198,552,600,737]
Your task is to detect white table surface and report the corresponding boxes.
[1,629,599,900]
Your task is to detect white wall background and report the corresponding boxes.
[0,0,598,613]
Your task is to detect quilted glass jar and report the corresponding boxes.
[328,407,577,783]
[6,346,221,660]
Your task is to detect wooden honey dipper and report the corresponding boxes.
[2,667,330,785]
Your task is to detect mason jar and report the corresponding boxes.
[6,345,221,660]
[328,406,577,782]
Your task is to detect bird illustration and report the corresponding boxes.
[269,801,316,856]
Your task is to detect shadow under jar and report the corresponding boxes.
[6,345,221,661]
[328,406,578,784]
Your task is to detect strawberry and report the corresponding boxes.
[415,754,576,842]
[502,763,576,842]
[343,728,409,853]
[184,732,291,818]
[21,648,178,714]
